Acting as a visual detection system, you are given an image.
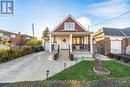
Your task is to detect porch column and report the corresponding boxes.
[90,34,93,53]
[49,34,52,52]
[70,34,72,52]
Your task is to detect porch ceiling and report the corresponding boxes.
[51,32,92,36]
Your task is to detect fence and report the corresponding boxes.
[93,45,127,55]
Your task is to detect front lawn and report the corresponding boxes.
[48,60,130,81]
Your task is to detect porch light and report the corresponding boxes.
[82,56,84,60]
[75,59,78,63]
[64,63,66,69]
[46,70,49,79]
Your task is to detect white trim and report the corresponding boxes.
[51,15,87,32]
[110,37,122,40]
[49,34,52,52]
[70,34,72,52]
[105,35,126,38]
[90,34,93,53]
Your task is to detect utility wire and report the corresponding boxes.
[92,11,130,27]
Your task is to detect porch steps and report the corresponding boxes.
[59,50,70,61]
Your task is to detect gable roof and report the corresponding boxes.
[51,15,88,32]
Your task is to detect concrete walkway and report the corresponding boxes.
[0,52,76,83]
[0,52,111,83]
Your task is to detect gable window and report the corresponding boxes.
[64,22,75,30]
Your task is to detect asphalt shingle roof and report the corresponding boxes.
[103,27,125,36]
[121,27,130,36]
[0,29,16,34]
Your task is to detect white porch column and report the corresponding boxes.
[90,34,93,53]
[70,34,72,52]
[49,34,52,52]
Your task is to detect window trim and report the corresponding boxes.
[64,22,75,30]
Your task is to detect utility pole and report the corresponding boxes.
[32,23,34,37]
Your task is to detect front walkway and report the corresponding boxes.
[0,52,76,83]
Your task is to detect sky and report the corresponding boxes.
[0,0,130,38]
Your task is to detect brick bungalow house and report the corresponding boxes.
[93,27,130,55]
[43,15,93,60]
[0,29,35,46]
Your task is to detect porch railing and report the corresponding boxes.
[72,44,90,51]
[51,43,59,52]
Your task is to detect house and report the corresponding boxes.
[43,15,93,59]
[93,27,130,55]
[0,29,35,46]
[19,34,36,46]
[0,29,18,46]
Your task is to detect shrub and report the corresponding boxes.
[25,38,42,46]
[70,54,74,61]
[0,47,33,63]
[54,53,59,60]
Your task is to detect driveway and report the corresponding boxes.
[0,52,76,83]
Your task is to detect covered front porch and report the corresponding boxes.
[49,32,93,53]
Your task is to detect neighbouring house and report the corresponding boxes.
[42,15,93,59]
[93,27,130,55]
[0,29,35,46]
[19,34,36,46]
[0,29,18,46]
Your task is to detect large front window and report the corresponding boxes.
[64,22,75,30]
[72,37,83,44]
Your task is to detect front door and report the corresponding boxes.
[60,37,69,49]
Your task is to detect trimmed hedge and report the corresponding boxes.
[108,53,130,63]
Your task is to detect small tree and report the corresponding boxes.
[25,38,42,46]
[42,27,49,41]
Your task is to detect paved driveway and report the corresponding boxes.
[0,52,76,83]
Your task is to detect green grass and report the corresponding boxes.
[48,60,130,81]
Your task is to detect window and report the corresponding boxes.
[72,37,83,45]
[0,33,3,37]
[64,22,75,30]
[11,34,16,38]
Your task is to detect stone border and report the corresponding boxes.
[93,67,110,75]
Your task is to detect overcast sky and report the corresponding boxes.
[0,0,130,38]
